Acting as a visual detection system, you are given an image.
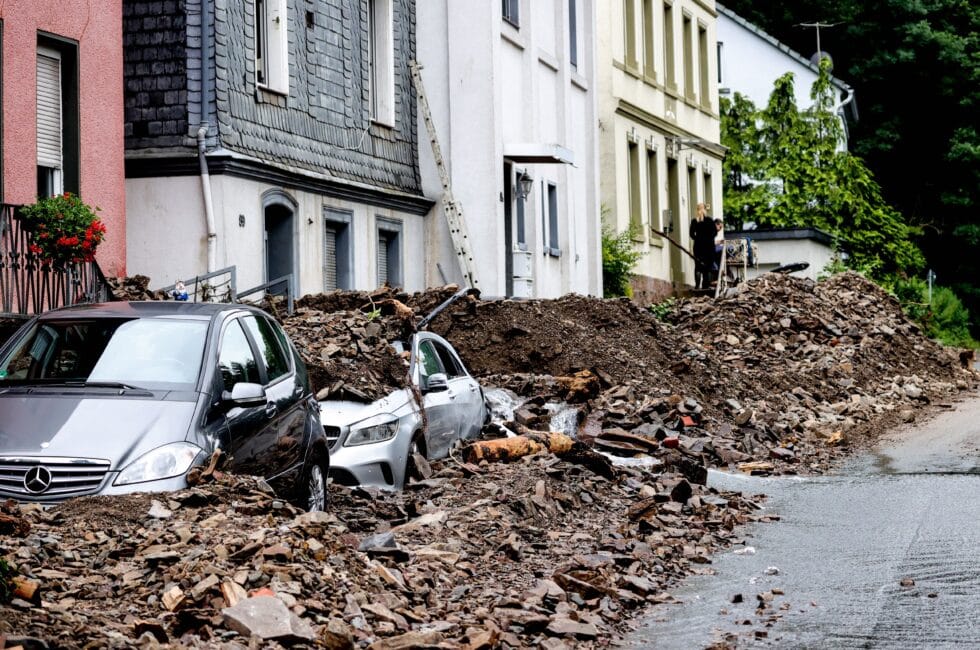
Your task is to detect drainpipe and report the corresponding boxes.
[198,0,217,273]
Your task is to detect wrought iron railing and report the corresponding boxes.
[0,204,113,318]
[237,274,294,316]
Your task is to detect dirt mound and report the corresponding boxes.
[428,294,717,398]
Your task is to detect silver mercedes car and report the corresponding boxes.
[320,330,487,489]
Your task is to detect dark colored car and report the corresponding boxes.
[0,302,329,508]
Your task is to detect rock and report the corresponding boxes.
[147,500,173,519]
[222,596,315,644]
[367,630,444,650]
[319,618,355,650]
[546,616,598,639]
[904,384,923,399]
[900,409,916,423]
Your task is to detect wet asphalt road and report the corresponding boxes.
[627,397,980,649]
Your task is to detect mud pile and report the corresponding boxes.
[427,294,721,401]
[0,458,766,649]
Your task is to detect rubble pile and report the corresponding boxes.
[433,272,974,475]
[0,456,768,649]
[106,275,170,301]
[670,272,970,455]
[280,285,466,402]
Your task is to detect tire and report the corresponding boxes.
[299,451,329,512]
[404,434,426,487]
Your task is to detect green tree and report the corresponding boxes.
[721,60,925,277]
[721,0,980,331]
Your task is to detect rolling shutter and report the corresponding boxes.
[36,51,63,169]
[377,233,389,286]
[323,225,338,291]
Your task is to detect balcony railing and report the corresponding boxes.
[0,203,113,318]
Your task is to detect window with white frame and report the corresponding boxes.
[255,0,289,94]
[368,0,394,125]
[547,183,560,255]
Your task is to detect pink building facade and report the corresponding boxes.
[0,1,126,275]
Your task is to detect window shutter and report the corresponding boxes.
[377,234,389,285]
[36,51,63,169]
[323,226,338,291]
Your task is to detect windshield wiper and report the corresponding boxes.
[72,381,146,391]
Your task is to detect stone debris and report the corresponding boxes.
[0,461,762,648]
[1,271,976,648]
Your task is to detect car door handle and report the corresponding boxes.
[265,403,278,419]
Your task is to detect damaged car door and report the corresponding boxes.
[415,338,456,458]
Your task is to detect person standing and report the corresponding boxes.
[689,203,715,290]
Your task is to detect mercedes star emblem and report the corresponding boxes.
[23,466,53,494]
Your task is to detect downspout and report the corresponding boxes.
[198,0,217,273]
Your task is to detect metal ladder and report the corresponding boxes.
[408,60,480,290]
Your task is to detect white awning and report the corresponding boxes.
[503,143,574,165]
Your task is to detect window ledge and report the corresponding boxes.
[544,247,562,258]
[370,117,395,130]
[255,85,289,108]
[648,235,665,248]
[538,50,560,72]
[501,21,525,50]
[257,83,289,99]
[570,70,589,91]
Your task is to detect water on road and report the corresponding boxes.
[627,398,980,649]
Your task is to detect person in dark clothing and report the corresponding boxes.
[689,203,715,290]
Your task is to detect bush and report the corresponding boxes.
[602,225,643,298]
[18,192,106,266]
[893,277,976,347]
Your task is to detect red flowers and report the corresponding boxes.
[19,194,106,266]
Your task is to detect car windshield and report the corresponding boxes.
[0,317,208,391]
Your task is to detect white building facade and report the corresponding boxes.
[597,0,726,302]
[716,3,856,144]
[416,0,602,298]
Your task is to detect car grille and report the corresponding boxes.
[324,426,342,450]
[0,457,111,501]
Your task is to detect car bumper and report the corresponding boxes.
[328,434,410,490]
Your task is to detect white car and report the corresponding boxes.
[319,331,487,489]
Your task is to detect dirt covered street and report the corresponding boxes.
[1,272,975,649]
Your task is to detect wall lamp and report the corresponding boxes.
[515,171,534,201]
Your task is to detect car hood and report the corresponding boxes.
[319,389,412,427]
[0,393,197,470]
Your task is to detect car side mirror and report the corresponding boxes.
[222,382,267,407]
[424,373,448,393]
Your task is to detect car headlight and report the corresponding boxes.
[345,413,399,446]
[114,442,203,486]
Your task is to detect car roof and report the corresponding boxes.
[36,301,263,321]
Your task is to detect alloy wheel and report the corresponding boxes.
[306,463,327,512]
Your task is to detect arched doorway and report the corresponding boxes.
[262,191,296,292]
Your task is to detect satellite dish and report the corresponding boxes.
[810,51,834,70]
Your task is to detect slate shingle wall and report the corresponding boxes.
[124,0,421,196]
[123,0,189,148]
[213,0,420,194]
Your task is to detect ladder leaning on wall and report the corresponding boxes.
[408,60,480,291]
